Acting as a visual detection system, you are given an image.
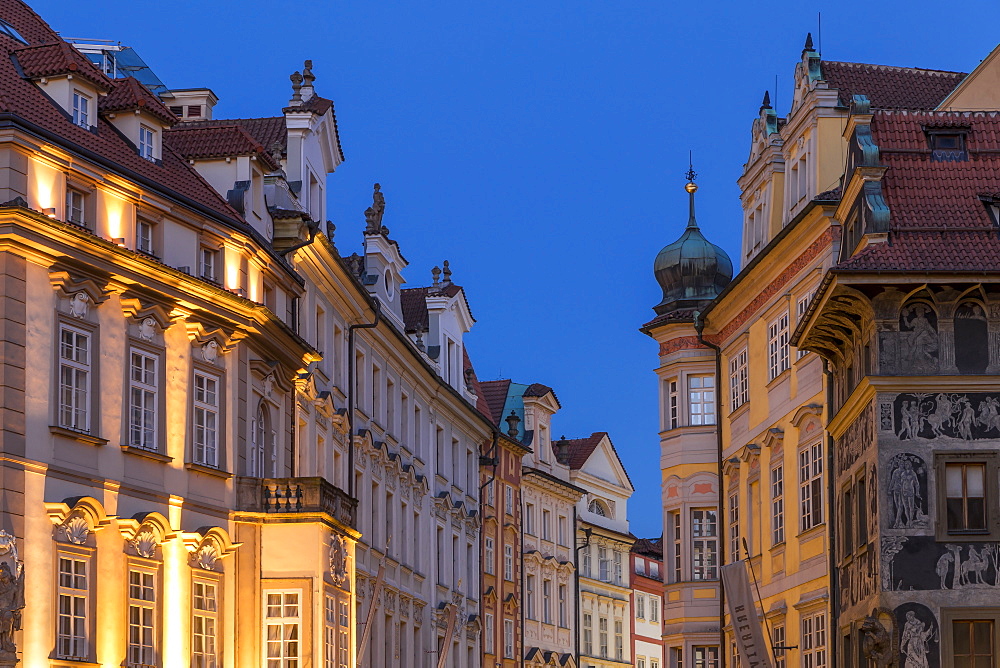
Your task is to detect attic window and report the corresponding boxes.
[926,128,968,162]
[0,19,27,45]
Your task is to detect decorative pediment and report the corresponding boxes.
[183,526,240,571]
[502,593,518,614]
[45,496,115,545]
[250,359,293,395]
[49,267,112,306]
[184,319,244,358]
[118,511,173,558]
[791,404,823,427]
[119,292,181,333]
[722,456,741,478]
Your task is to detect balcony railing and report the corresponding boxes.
[236,476,357,529]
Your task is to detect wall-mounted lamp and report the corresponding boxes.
[112,237,126,246]
[43,207,56,218]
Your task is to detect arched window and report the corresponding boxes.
[589,499,608,517]
[249,402,275,477]
[955,302,988,374]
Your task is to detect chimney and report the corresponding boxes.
[161,88,219,121]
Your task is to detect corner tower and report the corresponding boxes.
[642,170,732,668]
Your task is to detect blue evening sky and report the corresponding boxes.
[36,0,999,538]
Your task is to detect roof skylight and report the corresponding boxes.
[0,19,27,44]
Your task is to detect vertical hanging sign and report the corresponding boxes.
[721,562,774,668]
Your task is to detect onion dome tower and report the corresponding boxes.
[652,166,733,315]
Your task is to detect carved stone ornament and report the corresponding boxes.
[61,514,91,545]
[194,543,220,571]
[69,291,90,318]
[860,614,894,667]
[0,530,25,658]
[131,529,158,558]
[201,340,220,364]
[138,317,157,342]
[263,373,275,398]
[329,535,349,587]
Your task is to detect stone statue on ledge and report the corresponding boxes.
[0,530,24,663]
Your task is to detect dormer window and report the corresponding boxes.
[927,128,968,162]
[139,125,154,161]
[72,92,90,128]
[66,189,86,227]
[136,220,154,255]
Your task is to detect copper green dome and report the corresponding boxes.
[653,181,733,316]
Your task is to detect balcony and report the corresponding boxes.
[236,476,357,529]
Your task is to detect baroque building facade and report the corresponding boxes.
[630,538,664,668]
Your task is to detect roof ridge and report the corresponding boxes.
[824,60,967,76]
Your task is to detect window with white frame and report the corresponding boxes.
[250,403,274,478]
[484,613,494,654]
[614,619,624,660]
[650,595,659,622]
[666,379,679,429]
[139,125,155,161]
[599,617,609,658]
[693,646,719,668]
[484,537,494,575]
[771,464,785,545]
[72,91,90,128]
[485,479,494,507]
[638,658,647,668]
[598,546,610,582]
[56,555,88,659]
[199,248,219,282]
[650,561,660,579]
[729,491,740,562]
[800,443,824,531]
[729,348,749,410]
[558,584,567,627]
[558,515,567,545]
[542,509,551,540]
[337,601,348,668]
[66,188,86,227]
[691,509,718,580]
[58,325,91,432]
[264,591,301,668]
[193,372,219,467]
[582,545,591,577]
[772,623,786,668]
[636,593,645,619]
[525,503,535,535]
[323,595,336,668]
[796,292,814,359]
[525,575,535,619]
[504,484,513,515]
[128,349,158,450]
[651,659,660,668]
[503,544,513,581]
[801,612,827,668]
[688,375,716,425]
[583,613,593,655]
[192,580,218,668]
[614,549,623,584]
[669,511,682,582]
[542,579,552,624]
[503,619,514,659]
[768,312,790,380]
[136,219,154,255]
[127,568,156,668]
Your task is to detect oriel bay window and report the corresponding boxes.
[937,453,1000,540]
[265,591,301,668]
[691,509,718,580]
[688,375,716,425]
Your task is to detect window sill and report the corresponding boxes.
[120,444,173,463]
[728,401,751,419]
[51,659,100,668]
[796,523,826,541]
[937,531,999,543]
[185,462,232,479]
[766,368,792,389]
[50,425,107,446]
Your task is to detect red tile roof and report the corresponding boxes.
[12,40,113,90]
[100,77,178,126]
[399,283,463,333]
[478,379,511,427]
[165,123,280,170]
[631,537,663,558]
[523,382,553,398]
[0,0,243,223]
[838,110,1000,272]
[462,348,492,419]
[563,432,608,470]
[177,116,288,156]
[821,61,966,110]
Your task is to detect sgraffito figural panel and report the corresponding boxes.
[894,392,1000,442]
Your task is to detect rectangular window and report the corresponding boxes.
[558,584,567,627]
[729,348,749,410]
[72,91,90,128]
[667,379,679,429]
[526,575,535,620]
[636,558,646,576]
[598,546,610,582]
[200,248,218,282]
[650,596,659,622]
[952,620,995,666]
[542,509,551,540]
[670,511,682,582]
[768,312,790,380]
[796,293,813,359]
[264,591,301,668]
[636,593,645,619]
[484,613,494,654]
[946,462,988,533]
[558,515,567,545]
[614,549,623,584]
[583,613,593,655]
[542,579,552,624]
[693,646,718,668]
[127,569,156,668]
[57,556,88,659]
[503,544,513,581]
[503,619,514,659]
[599,617,608,658]
[525,503,535,535]
[670,647,684,668]
[139,125,155,161]
[639,658,647,668]
[801,612,827,668]
[773,624,786,668]
[338,601,348,668]
[504,484,513,515]
[136,220,154,255]
[652,660,660,668]
[856,473,868,547]
[193,372,219,467]
[771,465,785,544]
[66,189,86,227]
[192,581,218,668]
[688,375,716,425]
[614,619,623,660]
[650,561,660,579]
[323,596,335,668]
[58,325,91,432]
[800,443,824,531]
[484,537,494,575]
[485,479,495,507]
[129,349,158,450]
[582,545,591,578]
[729,491,740,562]
[842,484,854,557]
[691,509,718,580]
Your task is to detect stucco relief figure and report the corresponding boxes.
[900,611,936,668]
[0,532,24,660]
[138,317,156,341]
[201,340,219,364]
[900,304,938,368]
[887,454,927,529]
[69,291,90,318]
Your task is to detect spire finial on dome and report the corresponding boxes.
[685,151,698,228]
